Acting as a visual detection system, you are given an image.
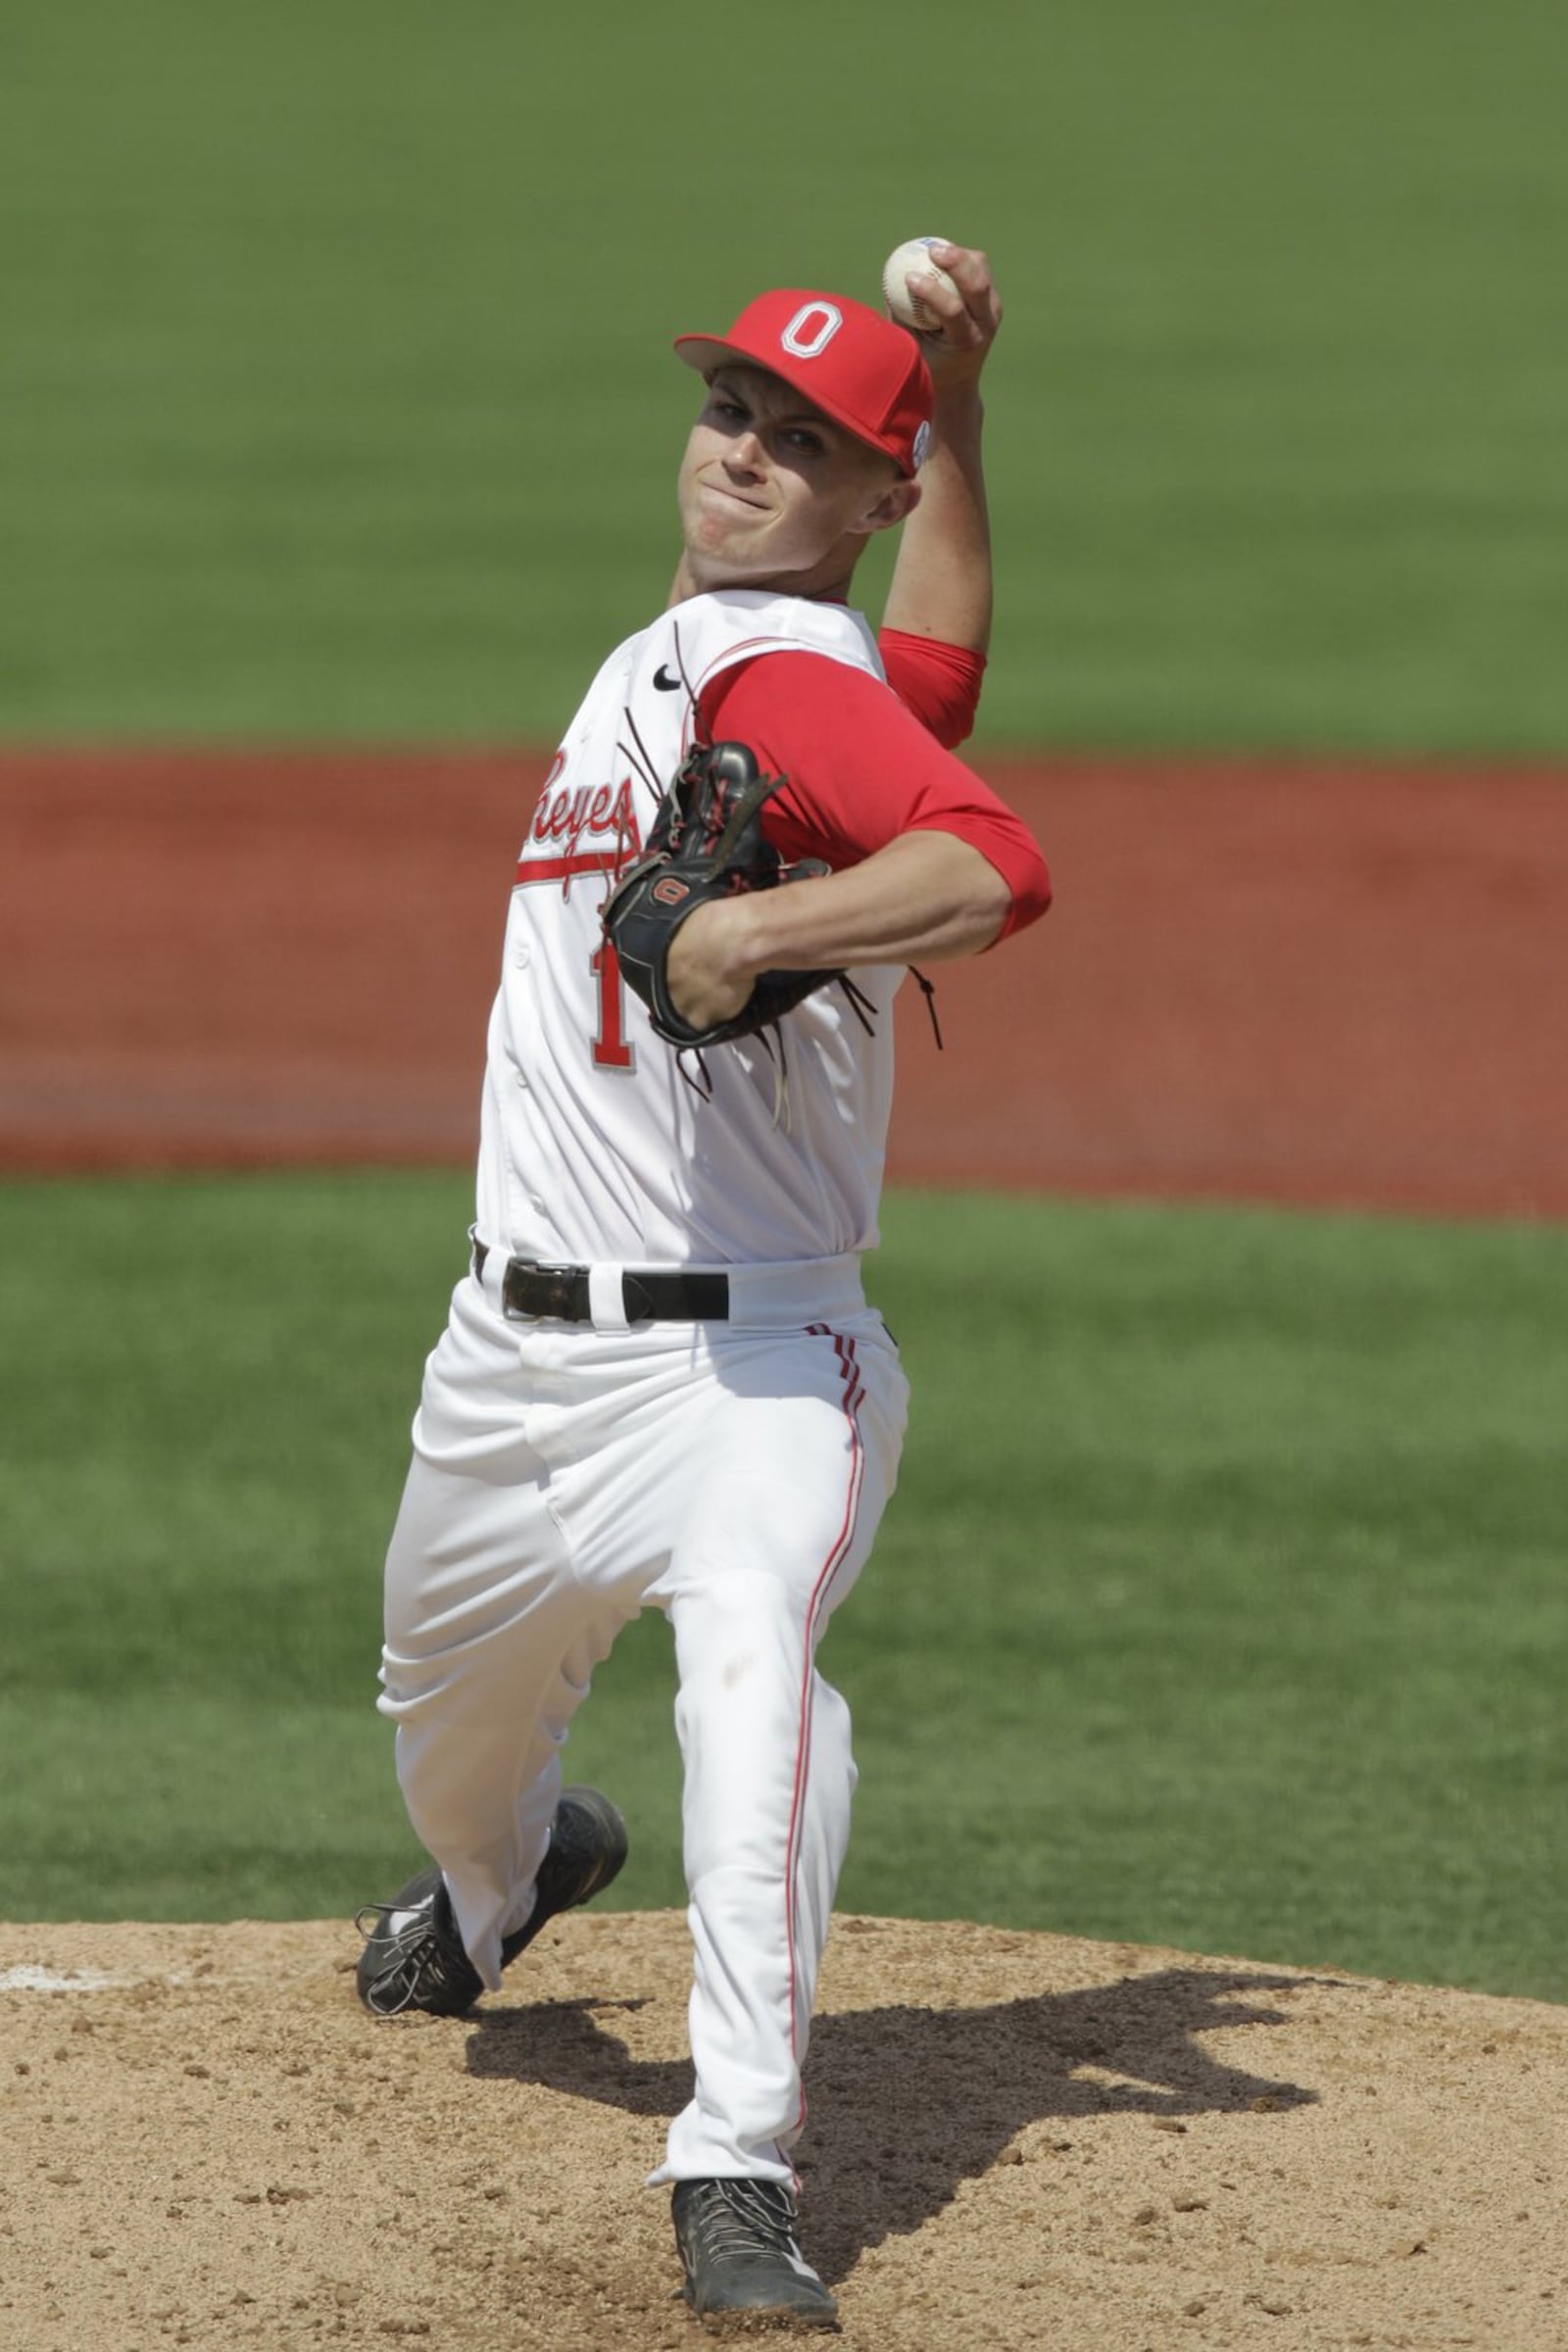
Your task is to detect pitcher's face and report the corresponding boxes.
[676,367,915,598]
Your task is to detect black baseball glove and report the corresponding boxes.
[600,740,844,1050]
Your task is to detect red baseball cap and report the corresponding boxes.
[674,289,935,476]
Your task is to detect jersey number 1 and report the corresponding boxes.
[590,942,634,1070]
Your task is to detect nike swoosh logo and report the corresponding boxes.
[653,664,683,692]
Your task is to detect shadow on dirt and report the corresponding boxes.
[466,1961,1320,2280]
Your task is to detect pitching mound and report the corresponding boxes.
[2,1914,1563,2351]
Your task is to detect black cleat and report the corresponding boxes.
[355,1785,628,2018]
[671,2177,839,2328]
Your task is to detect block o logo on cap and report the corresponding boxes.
[780,301,843,360]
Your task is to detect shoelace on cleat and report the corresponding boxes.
[683,2178,808,2265]
[354,1896,477,2016]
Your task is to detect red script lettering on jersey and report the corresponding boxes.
[514,769,648,1068]
[518,772,644,888]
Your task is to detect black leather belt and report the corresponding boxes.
[473,1240,730,1323]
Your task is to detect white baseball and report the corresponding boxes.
[882,236,956,336]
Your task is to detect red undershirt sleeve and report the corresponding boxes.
[877,628,987,749]
[698,652,1051,938]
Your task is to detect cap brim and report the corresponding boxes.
[672,331,910,472]
[673,334,747,378]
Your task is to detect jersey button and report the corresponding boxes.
[513,942,531,969]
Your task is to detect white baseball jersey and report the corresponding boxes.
[475,589,906,1269]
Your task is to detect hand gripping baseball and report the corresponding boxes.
[600,741,842,1051]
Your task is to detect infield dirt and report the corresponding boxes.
[2,748,1564,1217]
[4,1912,1566,2351]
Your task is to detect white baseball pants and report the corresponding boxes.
[376,1253,907,2184]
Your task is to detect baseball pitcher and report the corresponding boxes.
[356,241,1051,2327]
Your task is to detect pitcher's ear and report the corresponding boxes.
[855,477,922,539]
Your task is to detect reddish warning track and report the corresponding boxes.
[2,747,1562,1219]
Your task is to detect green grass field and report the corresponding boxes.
[3,1174,1563,2002]
[2,0,1567,749]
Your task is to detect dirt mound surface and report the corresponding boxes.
[2,1914,1563,2349]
